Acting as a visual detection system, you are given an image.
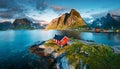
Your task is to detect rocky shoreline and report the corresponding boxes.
[29,41,67,69]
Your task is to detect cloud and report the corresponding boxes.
[39,20,49,24]
[0,0,14,8]
[0,7,25,19]
[91,12,107,18]
[85,9,95,13]
[14,0,48,12]
[50,5,68,12]
[36,1,48,11]
[0,0,48,19]
[90,8,120,19]
[110,9,120,15]
[0,11,13,19]
[83,17,94,24]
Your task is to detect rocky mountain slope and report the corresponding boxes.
[0,18,45,30]
[13,18,33,29]
[0,21,13,30]
[91,13,120,29]
[46,9,87,30]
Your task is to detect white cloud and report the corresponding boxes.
[26,9,59,23]
[88,19,94,23]
[110,9,120,15]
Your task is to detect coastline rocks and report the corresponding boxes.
[44,47,54,55]
[30,44,67,69]
[30,46,56,69]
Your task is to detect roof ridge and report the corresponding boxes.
[54,35,65,41]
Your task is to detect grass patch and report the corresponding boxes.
[44,39,69,54]
[66,42,120,69]
[44,39,120,69]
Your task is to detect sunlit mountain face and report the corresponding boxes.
[0,0,120,24]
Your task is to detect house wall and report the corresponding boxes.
[53,39,61,45]
[60,37,69,46]
[53,37,69,46]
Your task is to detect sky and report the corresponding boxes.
[0,0,120,23]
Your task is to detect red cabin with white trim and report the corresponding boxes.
[53,35,69,47]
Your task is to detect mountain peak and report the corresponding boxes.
[106,13,111,17]
[13,18,33,28]
[70,9,80,17]
[91,12,120,29]
[46,9,87,30]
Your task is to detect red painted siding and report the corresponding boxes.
[60,37,69,46]
[53,36,69,46]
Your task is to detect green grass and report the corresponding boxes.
[66,42,120,69]
[44,40,69,54]
[44,39,120,69]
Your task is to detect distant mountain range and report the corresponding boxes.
[91,13,120,29]
[0,21,13,30]
[46,9,87,30]
[1,9,120,30]
[0,18,47,30]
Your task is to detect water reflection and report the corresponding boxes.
[114,33,120,43]
[0,30,120,49]
[0,30,15,42]
[58,30,81,39]
[81,32,120,46]
[80,32,93,40]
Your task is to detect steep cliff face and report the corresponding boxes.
[46,9,87,30]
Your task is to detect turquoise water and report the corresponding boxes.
[0,30,59,69]
[0,30,56,58]
[80,32,120,46]
[0,30,120,69]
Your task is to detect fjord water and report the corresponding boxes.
[0,30,120,68]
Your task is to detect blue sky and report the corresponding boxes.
[0,0,120,23]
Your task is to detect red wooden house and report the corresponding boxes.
[53,35,69,47]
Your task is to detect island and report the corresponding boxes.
[29,35,120,69]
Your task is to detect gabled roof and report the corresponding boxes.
[53,34,65,41]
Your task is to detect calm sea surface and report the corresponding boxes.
[0,30,120,68]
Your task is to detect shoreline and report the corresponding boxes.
[79,39,120,54]
[112,47,120,54]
